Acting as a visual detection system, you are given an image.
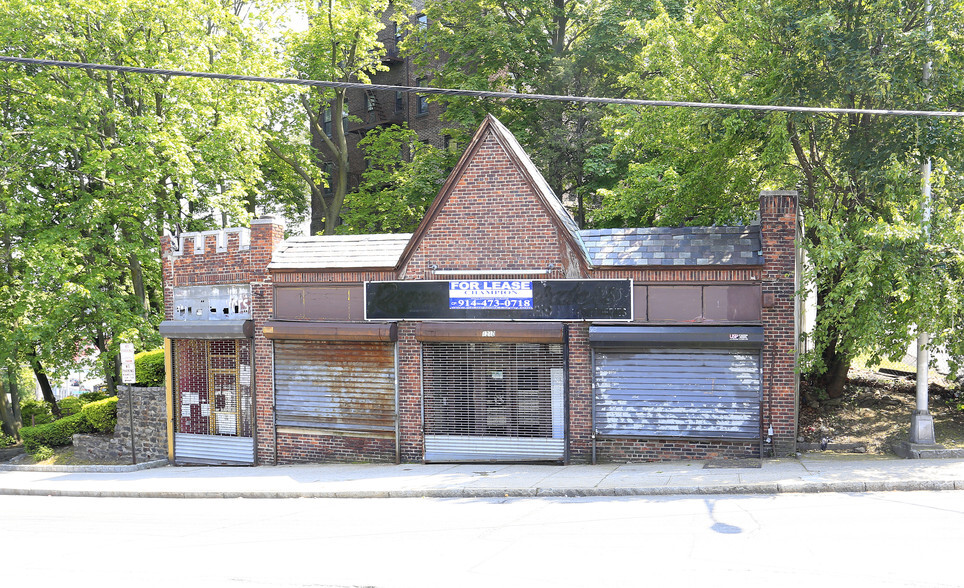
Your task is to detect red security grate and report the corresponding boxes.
[172,339,252,437]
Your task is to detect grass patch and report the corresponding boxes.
[22,446,129,466]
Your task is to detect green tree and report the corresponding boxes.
[337,124,460,234]
[0,0,279,396]
[604,0,964,396]
[266,0,391,235]
[404,0,665,227]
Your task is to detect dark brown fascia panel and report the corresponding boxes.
[415,321,565,344]
[263,321,397,342]
[158,320,254,340]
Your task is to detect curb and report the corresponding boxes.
[2,479,962,499]
[0,459,169,473]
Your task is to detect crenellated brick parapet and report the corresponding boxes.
[160,217,285,466]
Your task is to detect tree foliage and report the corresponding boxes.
[404,0,666,226]
[337,124,460,234]
[604,0,964,395]
[266,0,391,235]
[0,0,279,400]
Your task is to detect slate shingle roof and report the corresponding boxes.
[580,226,762,266]
[270,226,762,270]
[268,233,413,270]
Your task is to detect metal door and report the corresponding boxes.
[593,348,761,439]
[172,339,255,465]
[273,340,396,435]
[422,342,565,462]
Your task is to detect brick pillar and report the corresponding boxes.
[160,234,176,322]
[566,323,592,463]
[760,190,799,457]
[250,216,285,465]
[396,322,423,462]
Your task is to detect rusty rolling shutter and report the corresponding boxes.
[274,340,396,434]
[422,342,565,462]
[593,348,761,439]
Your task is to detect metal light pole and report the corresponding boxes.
[911,0,937,445]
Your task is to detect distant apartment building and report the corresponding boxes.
[311,1,452,205]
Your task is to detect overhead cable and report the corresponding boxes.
[1,55,963,118]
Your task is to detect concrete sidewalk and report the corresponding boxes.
[3,454,964,498]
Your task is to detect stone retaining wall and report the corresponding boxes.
[73,386,168,464]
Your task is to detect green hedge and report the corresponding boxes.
[19,398,54,426]
[82,396,118,433]
[19,396,119,451]
[78,390,107,403]
[58,396,83,416]
[134,348,165,387]
[20,413,94,451]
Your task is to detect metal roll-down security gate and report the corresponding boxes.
[418,324,566,462]
[590,326,763,443]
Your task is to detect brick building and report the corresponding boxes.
[313,0,450,199]
[160,115,801,465]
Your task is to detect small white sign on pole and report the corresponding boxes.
[120,343,136,384]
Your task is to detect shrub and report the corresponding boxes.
[59,396,83,416]
[81,396,118,433]
[134,348,165,387]
[20,413,94,451]
[78,390,108,403]
[19,398,54,426]
[0,432,16,448]
[30,445,54,462]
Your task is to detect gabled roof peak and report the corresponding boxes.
[396,114,590,274]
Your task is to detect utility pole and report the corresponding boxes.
[910,0,937,446]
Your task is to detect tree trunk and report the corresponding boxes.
[9,365,21,427]
[128,252,150,317]
[27,354,61,418]
[325,89,350,235]
[0,373,15,437]
[819,340,851,399]
[94,330,117,396]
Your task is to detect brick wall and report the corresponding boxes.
[250,219,285,464]
[161,228,254,296]
[276,431,395,463]
[397,322,424,462]
[566,324,592,463]
[760,191,799,457]
[402,133,580,278]
[593,439,759,462]
[161,218,285,465]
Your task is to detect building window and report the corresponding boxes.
[395,89,404,113]
[391,22,402,57]
[366,90,377,123]
[443,134,457,152]
[323,108,332,137]
[416,78,429,115]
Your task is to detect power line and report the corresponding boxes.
[2,55,963,118]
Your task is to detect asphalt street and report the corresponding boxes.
[3,491,962,587]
